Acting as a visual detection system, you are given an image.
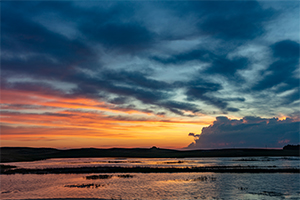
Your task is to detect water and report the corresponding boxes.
[1,157,300,200]
[4,157,300,169]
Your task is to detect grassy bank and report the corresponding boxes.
[1,147,299,163]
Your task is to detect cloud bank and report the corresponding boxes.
[2,1,299,118]
[188,116,300,149]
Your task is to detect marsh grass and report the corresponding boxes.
[0,164,17,174]
[86,175,112,180]
[117,174,134,178]
[182,175,216,182]
[238,187,248,190]
[64,183,106,188]
[85,174,134,179]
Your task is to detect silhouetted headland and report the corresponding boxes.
[1,145,299,163]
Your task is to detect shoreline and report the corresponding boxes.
[2,165,299,174]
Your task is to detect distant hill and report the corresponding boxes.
[0,147,59,162]
[283,144,300,150]
[1,146,299,163]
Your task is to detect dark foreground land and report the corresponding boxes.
[1,146,299,163]
[1,146,299,174]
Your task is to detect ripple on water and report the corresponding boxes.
[1,158,299,200]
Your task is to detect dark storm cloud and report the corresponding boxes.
[252,40,300,104]
[1,0,178,115]
[283,88,300,105]
[160,1,275,41]
[152,47,249,83]
[1,8,93,59]
[1,4,96,79]
[1,1,298,118]
[101,70,172,90]
[80,22,156,52]
[3,62,201,116]
[188,116,300,149]
[70,75,201,116]
[272,40,300,59]
[184,80,241,112]
[186,86,226,110]
[198,1,275,40]
[152,48,249,76]
[158,101,200,116]
[224,97,245,102]
[33,1,156,53]
[204,56,249,79]
[66,72,171,101]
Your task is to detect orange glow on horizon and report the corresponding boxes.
[0,88,214,149]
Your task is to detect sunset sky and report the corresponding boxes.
[1,1,299,149]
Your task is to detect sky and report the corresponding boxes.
[1,1,299,149]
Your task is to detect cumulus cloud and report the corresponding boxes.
[187,116,300,149]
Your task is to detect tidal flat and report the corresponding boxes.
[1,172,299,200]
[1,157,300,199]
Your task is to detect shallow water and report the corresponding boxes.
[1,157,300,200]
[1,173,300,199]
[3,156,300,169]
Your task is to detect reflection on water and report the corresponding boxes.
[1,157,300,199]
[3,156,300,169]
[1,173,299,199]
